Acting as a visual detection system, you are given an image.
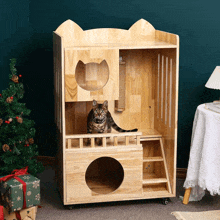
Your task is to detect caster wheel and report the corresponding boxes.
[162,198,169,205]
[67,205,74,210]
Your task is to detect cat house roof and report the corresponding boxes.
[54,19,178,49]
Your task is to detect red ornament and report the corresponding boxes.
[16,116,19,119]
[27,144,29,147]
[19,75,22,77]
[10,96,13,99]
[5,120,10,124]
[0,94,2,96]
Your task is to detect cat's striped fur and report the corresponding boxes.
[87,100,138,145]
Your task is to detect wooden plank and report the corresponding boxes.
[125,136,129,145]
[143,178,168,184]
[55,19,177,49]
[67,139,71,149]
[159,138,172,194]
[102,137,106,147]
[64,48,119,102]
[65,132,142,139]
[143,157,163,162]
[115,59,126,112]
[91,138,95,148]
[79,138,83,148]
[65,145,143,203]
[114,136,118,146]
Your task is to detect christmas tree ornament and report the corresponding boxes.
[6,97,13,103]
[2,144,10,152]
[8,118,13,122]
[11,75,19,83]
[17,117,23,123]
[28,138,34,145]
[19,74,22,77]
[0,118,3,126]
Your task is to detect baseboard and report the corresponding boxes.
[176,168,187,179]
[37,156,56,167]
[37,156,187,179]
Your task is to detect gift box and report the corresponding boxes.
[0,167,40,214]
[1,206,37,220]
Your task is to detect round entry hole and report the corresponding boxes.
[85,157,124,194]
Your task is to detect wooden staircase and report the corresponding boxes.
[141,134,172,194]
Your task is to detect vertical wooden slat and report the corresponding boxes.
[68,139,71,149]
[114,136,118,146]
[161,55,164,120]
[79,138,83,148]
[157,54,160,119]
[136,136,140,145]
[165,57,168,124]
[91,138,95,148]
[103,137,106,147]
[125,136,129,145]
[169,59,173,128]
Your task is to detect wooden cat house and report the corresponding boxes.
[53,19,179,206]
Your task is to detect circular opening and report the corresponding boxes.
[75,60,109,91]
[85,157,124,194]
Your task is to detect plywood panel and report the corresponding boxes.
[65,49,119,101]
[65,145,143,204]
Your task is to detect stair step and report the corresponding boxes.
[143,157,163,162]
[143,178,168,185]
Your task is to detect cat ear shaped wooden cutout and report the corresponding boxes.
[54,19,156,47]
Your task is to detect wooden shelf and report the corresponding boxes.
[65,41,178,50]
[140,129,162,140]
[143,156,163,162]
[143,178,168,185]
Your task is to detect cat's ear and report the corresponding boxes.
[102,100,108,110]
[93,100,97,108]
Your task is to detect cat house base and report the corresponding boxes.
[53,19,179,205]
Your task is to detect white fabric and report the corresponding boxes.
[183,103,220,201]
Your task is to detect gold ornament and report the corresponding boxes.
[0,118,3,126]
[2,144,10,152]
[28,138,34,145]
[11,75,19,83]
[6,97,13,103]
[17,117,23,123]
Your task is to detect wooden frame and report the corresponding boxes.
[53,19,179,205]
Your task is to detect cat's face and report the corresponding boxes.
[92,100,108,120]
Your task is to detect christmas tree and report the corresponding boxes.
[0,59,44,176]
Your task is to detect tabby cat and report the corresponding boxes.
[87,100,138,145]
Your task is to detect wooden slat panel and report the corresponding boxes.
[79,138,83,148]
[66,132,142,139]
[114,137,118,146]
[91,138,95,148]
[102,137,106,147]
